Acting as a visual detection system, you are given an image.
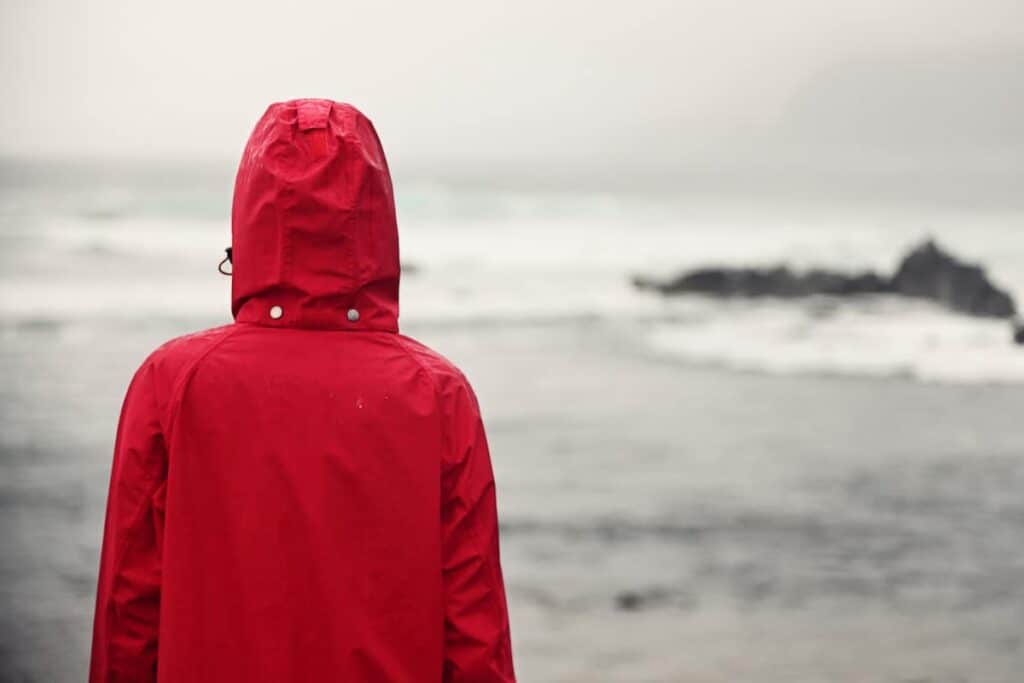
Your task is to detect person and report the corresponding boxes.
[89,99,515,682]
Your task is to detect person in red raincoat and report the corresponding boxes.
[90,99,515,682]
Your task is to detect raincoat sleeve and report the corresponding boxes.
[441,377,515,682]
[90,360,168,683]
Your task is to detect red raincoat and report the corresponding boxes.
[90,100,515,682]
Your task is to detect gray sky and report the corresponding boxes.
[2,0,1023,191]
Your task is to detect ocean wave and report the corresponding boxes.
[4,202,1024,384]
[5,278,1021,385]
[642,295,1024,384]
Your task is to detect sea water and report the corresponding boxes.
[2,160,1023,681]
[4,162,1023,382]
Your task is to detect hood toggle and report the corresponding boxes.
[218,247,233,276]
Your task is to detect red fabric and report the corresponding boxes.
[90,100,515,683]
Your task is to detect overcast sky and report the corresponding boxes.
[2,0,1023,191]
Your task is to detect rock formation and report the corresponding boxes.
[634,239,1017,322]
[891,240,1016,318]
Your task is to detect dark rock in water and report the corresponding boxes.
[634,265,891,299]
[614,590,645,611]
[800,270,893,297]
[614,588,673,611]
[892,240,1016,319]
[613,587,697,611]
[634,239,1018,323]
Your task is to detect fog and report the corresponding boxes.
[2,0,1023,196]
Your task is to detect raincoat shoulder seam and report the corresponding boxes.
[388,335,457,455]
[162,325,244,440]
[389,335,446,405]
[390,335,464,385]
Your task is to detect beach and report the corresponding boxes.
[2,161,1024,681]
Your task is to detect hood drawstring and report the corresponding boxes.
[218,247,233,276]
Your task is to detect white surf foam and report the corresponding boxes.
[643,295,1024,384]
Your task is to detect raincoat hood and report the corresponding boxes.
[231,99,400,331]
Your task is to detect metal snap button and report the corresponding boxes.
[269,305,283,320]
[347,308,359,322]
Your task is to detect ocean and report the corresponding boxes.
[2,160,1023,681]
